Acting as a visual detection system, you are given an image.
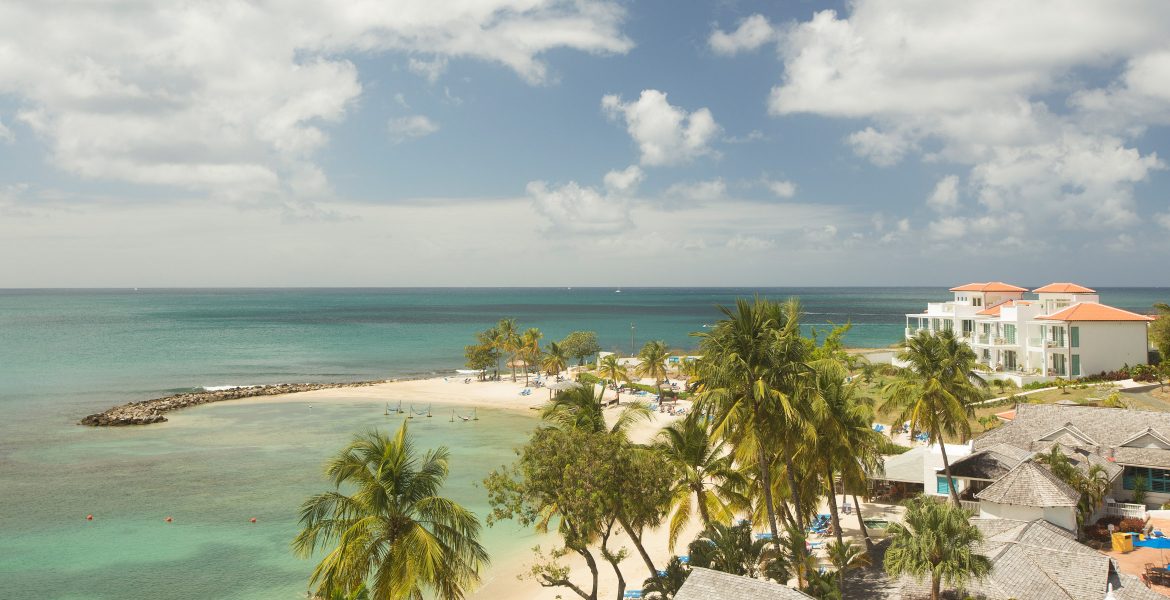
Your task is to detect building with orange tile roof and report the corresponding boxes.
[905,282,1154,385]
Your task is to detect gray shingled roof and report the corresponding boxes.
[674,567,813,600]
[975,403,1170,470]
[948,443,1032,480]
[975,460,1079,507]
[895,519,1157,600]
[875,446,928,484]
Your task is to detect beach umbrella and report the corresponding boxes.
[507,359,529,368]
[545,379,581,400]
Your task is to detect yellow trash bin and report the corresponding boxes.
[1112,532,1135,553]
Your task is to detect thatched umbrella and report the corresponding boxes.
[545,379,581,400]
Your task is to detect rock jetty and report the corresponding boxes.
[80,381,383,426]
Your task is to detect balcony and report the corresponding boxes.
[976,335,990,345]
[926,302,954,314]
[1027,337,1042,347]
[1046,340,1062,348]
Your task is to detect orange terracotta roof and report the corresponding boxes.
[995,409,1016,422]
[949,282,1028,292]
[1032,283,1096,294]
[1036,303,1155,322]
[977,300,1032,317]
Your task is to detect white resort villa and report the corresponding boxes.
[905,282,1155,385]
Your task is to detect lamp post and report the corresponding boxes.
[630,322,635,357]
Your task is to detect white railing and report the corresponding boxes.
[1103,501,1147,520]
[960,500,981,513]
[1046,340,1062,348]
[1027,337,1042,347]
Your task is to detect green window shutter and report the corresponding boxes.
[1072,354,1080,376]
[1070,326,1079,348]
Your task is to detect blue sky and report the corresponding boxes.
[2,0,1169,287]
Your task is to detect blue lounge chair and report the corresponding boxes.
[755,532,774,540]
[678,555,689,564]
[623,591,642,599]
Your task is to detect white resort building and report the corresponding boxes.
[905,282,1155,385]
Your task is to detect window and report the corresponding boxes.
[1071,326,1079,348]
[973,297,982,307]
[936,476,954,495]
[962,320,974,335]
[1052,354,1066,376]
[1004,324,1016,344]
[1123,466,1170,493]
[1072,354,1080,377]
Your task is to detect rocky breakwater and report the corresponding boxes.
[80,381,384,426]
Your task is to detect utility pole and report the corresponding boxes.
[630,322,636,357]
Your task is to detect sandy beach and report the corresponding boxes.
[215,372,705,599]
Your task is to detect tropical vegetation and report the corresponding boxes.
[883,497,991,600]
[292,422,488,600]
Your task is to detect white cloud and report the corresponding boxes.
[726,234,775,251]
[724,130,765,144]
[1156,212,1170,230]
[928,217,967,241]
[601,90,721,166]
[927,175,960,213]
[846,127,914,167]
[767,1,1170,243]
[408,56,448,83]
[527,180,631,234]
[0,118,12,142]
[387,115,439,143]
[765,178,796,198]
[665,178,726,204]
[709,14,775,56]
[602,165,644,193]
[0,0,633,198]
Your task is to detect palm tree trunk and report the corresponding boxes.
[694,487,712,526]
[931,572,941,600]
[938,438,961,507]
[825,463,844,546]
[618,515,657,577]
[852,494,872,552]
[755,438,781,541]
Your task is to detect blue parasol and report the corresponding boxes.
[1134,537,1170,549]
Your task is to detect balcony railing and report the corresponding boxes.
[1027,337,1042,347]
[1046,340,1062,348]
[959,500,981,514]
[977,335,990,344]
[1102,501,1147,520]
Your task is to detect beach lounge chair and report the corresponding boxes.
[755,532,774,540]
[623,590,642,599]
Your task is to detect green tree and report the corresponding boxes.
[636,340,671,387]
[883,497,991,600]
[561,331,602,366]
[464,342,494,378]
[825,540,869,600]
[686,521,784,579]
[654,417,749,550]
[812,358,884,547]
[542,341,568,377]
[598,354,630,403]
[642,556,690,600]
[292,422,488,600]
[520,327,543,384]
[497,318,521,381]
[1151,303,1170,361]
[539,384,665,576]
[880,330,983,506]
[691,297,821,543]
[485,427,668,599]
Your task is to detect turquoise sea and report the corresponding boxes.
[1,287,1166,599]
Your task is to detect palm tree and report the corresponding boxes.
[825,540,869,599]
[636,340,671,386]
[642,556,690,600]
[884,497,991,600]
[496,318,520,381]
[880,330,983,506]
[654,417,749,550]
[542,341,568,378]
[292,422,488,600]
[686,521,774,577]
[812,358,884,547]
[599,354,631,403]
[521,327,542,384]
[691,297,820,542]
[541,383,650,438]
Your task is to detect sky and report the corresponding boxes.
[2,0,1170,287]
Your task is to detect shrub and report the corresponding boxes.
[1118,517,1146,533]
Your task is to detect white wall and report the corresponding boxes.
[922,443,974,497]
[979,502,1077,532]
[1075,322,1149,376]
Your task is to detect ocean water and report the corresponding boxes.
[1,287,1166,599]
